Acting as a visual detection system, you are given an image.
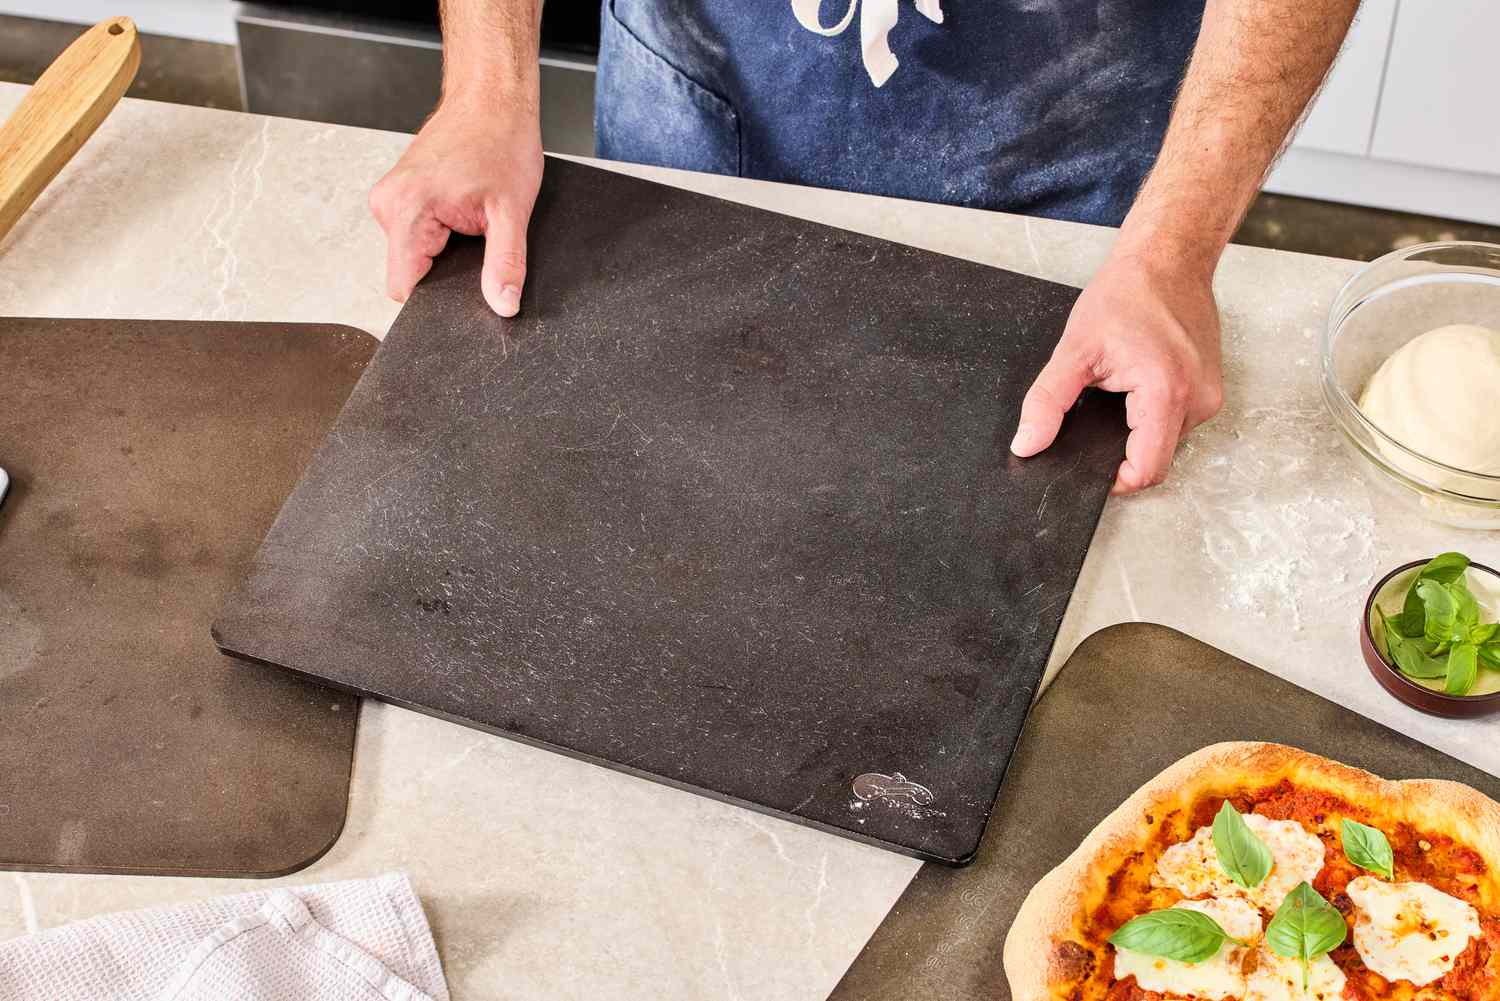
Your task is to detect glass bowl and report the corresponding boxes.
[1322,241,1500,529]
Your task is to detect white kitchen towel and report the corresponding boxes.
[0,872,449,1001]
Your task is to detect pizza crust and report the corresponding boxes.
[1002,741,1500,1001]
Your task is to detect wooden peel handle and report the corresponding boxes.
[0,17,142,245]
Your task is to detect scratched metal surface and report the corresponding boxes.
[830,623,1500,998]
[0,319,367,877]
[213,158,1125,864]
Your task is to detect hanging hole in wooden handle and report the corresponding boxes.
[0,17,141,244]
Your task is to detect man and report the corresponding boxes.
[369,0,1359,492]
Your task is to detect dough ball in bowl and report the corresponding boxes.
[1359,324,1500,500]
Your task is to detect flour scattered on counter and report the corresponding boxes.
[1175,405,1377,629]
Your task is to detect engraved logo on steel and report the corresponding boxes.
[851,771,934,806]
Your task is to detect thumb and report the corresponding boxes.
[1011,348,1093,458]
[481,201,530,318]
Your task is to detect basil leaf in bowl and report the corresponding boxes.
[1399,552,1470,636]
[1419,580,1460,645]
[1447,644,1480,696]
[1451,578,1482,631]
[1379,611,1447,679]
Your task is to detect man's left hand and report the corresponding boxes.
[1009,248,1224,494]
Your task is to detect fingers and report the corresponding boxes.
[371,183,451,304]
[370,186,531,318]
[1011,348,1093,458]
[1113,384,1188,495]
[385,220,450,303]
[481,201,530,318]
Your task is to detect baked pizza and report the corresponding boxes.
[1004,742,1500,1001]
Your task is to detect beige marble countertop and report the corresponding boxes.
[1,83,1495,1000]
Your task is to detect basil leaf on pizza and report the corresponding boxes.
[1211,801,1273,889]
[1266,882,1347,990]
[1108,907,1247,963]
[1340,818,1394,879]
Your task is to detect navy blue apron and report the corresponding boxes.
[595,0,1204,227]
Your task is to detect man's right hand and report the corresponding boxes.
[368,96,543,317]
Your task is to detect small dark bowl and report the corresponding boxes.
[1360,558,1500,718]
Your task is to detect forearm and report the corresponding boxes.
[438,0,543,112]
[1117,0,1360,274]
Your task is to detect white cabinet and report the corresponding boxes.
[1291,0,1396,156]
[1370,4,1500,176]
[0,1,236,43]
[1268,0,1500,226]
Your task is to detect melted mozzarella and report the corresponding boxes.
[1155,812,1326,911]
[1244,948,1347,1001]
[1113,897,1262,1000]
[1346,876,1481,986]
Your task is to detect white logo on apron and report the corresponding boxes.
[790,0,945,87]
